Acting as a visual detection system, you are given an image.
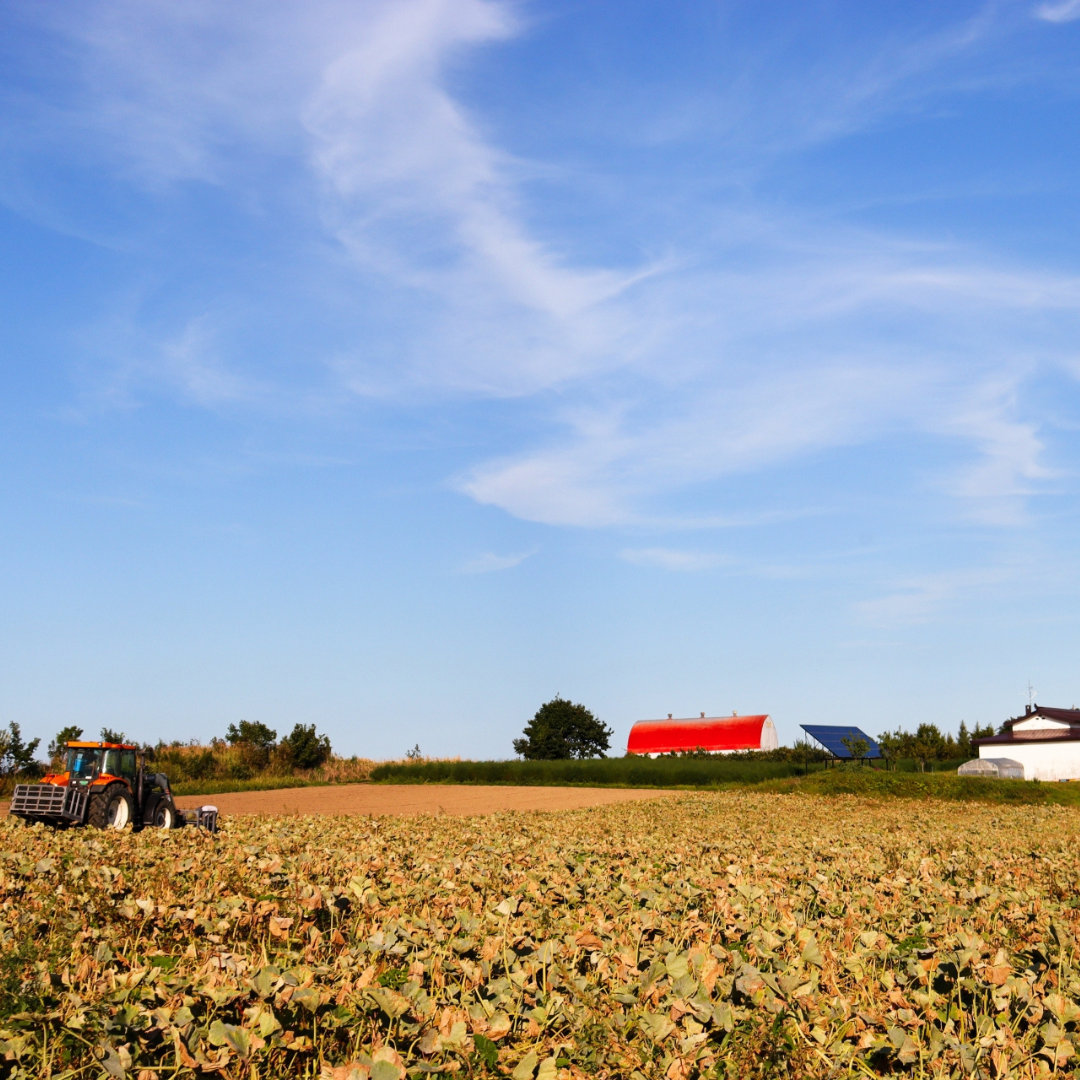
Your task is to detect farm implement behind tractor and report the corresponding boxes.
[9,741,217,831]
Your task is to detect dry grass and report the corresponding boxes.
[152,745,462,795]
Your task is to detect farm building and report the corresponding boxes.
[626,713,778,755]
[974,704,1080,781]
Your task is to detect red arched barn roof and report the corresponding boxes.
[627,714,774,755]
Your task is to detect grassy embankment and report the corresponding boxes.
[762,765,1080,805]
[372,756,1080,806]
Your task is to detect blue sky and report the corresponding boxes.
[3,0,1080,758]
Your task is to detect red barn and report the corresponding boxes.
[627,713,777,755]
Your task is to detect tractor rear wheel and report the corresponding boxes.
[88,785,134,830]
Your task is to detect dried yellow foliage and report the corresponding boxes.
[3,793,1080,1079]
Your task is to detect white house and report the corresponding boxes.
[975,705,1080,781]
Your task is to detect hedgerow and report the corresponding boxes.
[369,757,809,787]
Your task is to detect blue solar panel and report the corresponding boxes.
[800,724,882,759]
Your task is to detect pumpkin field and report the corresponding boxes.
[3,792,1080,1079]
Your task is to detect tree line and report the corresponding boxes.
[874,721,996,771]
[0,719,334,791]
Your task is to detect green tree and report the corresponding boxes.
[100,727,127,744]
[281,724,331,769]
[513,696,613,760]
[225,720,277,749]
[48,725,84,766]
[957,720,971,759]
[912,723,945,772]
[876,730,903,772]
[0,722,41,778]
[840,735,870,766]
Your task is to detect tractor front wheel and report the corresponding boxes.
[88,785,134,830]
[151,801,175,829]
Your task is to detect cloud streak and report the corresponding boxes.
[620,549,731,572]
[1036,0,1080,23]
[458,549,537,574]
[854,566,1017,627]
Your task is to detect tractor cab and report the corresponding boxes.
[58,743,138,786]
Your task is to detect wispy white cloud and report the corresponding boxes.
[854,566,1016,627]
[155,318,259,408]
[300,0,663,396]
[620,548,731,572]
[456,359,918,527]
[936,379,1055,525]
[452,231,1080,526]
[13,0,658,399]
[5,0,1078,536]
[69,310,266,414]
[304,0,631,315]
[458,549,537,574]
[1035,0,1080,23]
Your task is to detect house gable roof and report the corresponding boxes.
[1003,705,1080,730]
[975,704,1080,747]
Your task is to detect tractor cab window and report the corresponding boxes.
[102,749,126,777]
[66,748,101,779]
[101,749,137,779]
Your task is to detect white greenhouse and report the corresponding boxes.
[957,757,1024,780]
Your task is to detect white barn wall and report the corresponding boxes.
[761,716,778,751]
[979,741,1080,781]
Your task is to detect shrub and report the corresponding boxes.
[280,723,331,770]
[225,720,277,750]
[183,748,218,780]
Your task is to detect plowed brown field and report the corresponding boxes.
[173,782,670,817]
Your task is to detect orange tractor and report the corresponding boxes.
[10,741,217,831]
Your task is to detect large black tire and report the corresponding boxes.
[88,784,134,830]
[144,796,176,829]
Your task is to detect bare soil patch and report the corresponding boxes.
[174,783,671,817]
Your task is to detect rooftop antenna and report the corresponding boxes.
[1025,681,1037,709]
